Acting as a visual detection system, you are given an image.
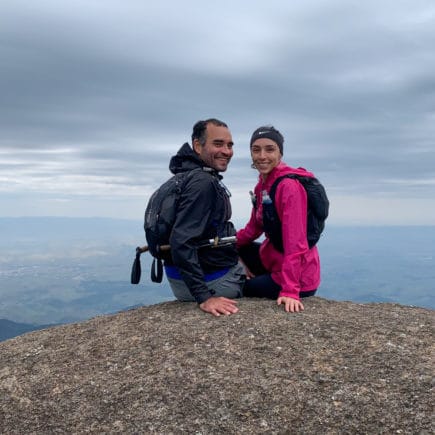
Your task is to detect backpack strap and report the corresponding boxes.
[262,175,296,253]
[268,173,329,249]
[269,173,302,203]
[151,258,163,283]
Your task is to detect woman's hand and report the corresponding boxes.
[277,296,304,313]
[239,258,255,279]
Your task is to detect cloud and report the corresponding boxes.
[0,0,434,223]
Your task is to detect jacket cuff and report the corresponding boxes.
[278,290,300,301]
[194,289,216,304]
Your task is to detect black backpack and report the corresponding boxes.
[143,168,202,282]
[261,173,329,251]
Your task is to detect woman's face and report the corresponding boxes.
[251,138,282,178]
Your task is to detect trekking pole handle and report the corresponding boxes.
[136,244,170,254]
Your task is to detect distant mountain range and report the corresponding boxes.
[1,217,434,341]
[0,319,55,342]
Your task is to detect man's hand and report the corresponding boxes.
[199,296,239,317]
[277,296,304,313]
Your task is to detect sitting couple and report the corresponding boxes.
[161,118,321,316]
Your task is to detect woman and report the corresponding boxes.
[237,125,321,313]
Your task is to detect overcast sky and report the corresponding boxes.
[1,0,434,226]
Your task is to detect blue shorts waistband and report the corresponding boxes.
[164,265,229,282]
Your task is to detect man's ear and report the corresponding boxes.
[193,139,202,155]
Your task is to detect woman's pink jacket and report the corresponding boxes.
[236,162,321,300]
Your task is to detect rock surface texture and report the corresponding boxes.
[0,297,433,434]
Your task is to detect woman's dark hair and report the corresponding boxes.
[191,118,228,146]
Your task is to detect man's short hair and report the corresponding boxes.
[191,118,228,146]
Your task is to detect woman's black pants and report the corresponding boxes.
[238,242,316,299]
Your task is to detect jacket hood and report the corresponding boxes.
[279,162,315,178]
[169,142,204,175]
[259,161,315,189]
[169,142,221,179]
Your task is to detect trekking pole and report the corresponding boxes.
[136,235,237,254]
[131,236,237,284]
[131,244,170,284]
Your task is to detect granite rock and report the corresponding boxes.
[0,297,433,434]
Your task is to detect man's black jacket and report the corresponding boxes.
[165,143,238,303]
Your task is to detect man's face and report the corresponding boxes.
[193,123,233,172]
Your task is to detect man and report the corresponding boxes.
[164,118,245,316]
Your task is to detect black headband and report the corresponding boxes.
[250,127,284,154]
